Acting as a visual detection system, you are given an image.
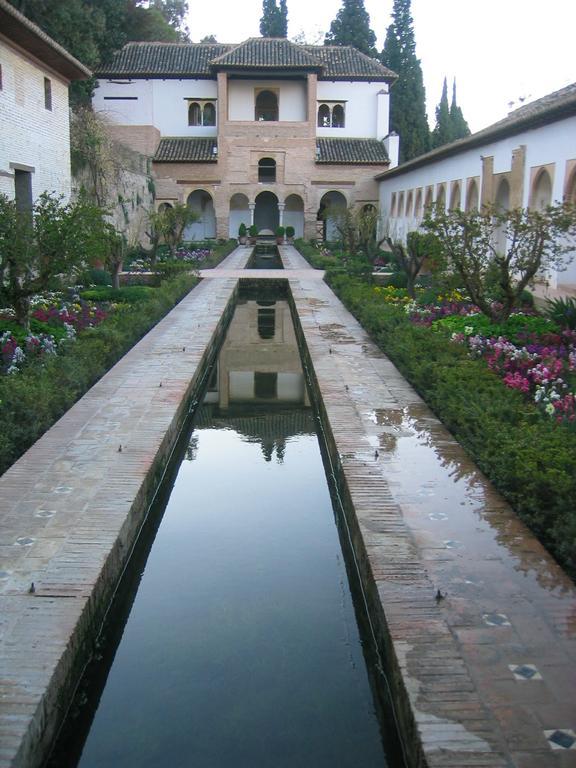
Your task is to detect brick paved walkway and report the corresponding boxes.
[1,245,575,768]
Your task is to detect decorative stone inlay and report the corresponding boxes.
[545,729,576,750]
[483,612,511,626]
[509,664,542,680]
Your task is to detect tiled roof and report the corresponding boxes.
[377,81,576,179]
[154,137,218,163]
[304,45,396,82]
[316,138,389,165]
[97,42,232,78]
[211,38,322,70]
[0,0,91,80]
[96,39,396,82]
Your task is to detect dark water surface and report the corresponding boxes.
[50,292,395,768]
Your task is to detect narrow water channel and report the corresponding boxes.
[49,285,400,768]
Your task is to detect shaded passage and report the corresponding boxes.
[51,289,395,768]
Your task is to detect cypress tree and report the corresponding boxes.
[324,0,377,58]
[260,0,288,38]
[381,0,429,162]
[431,77,452,148]
[450,79,471,141]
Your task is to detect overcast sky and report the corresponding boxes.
[186,0,575,133]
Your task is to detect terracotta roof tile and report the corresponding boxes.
[316,138,389,165]
[97,39,396,82]
[154,137,218,163]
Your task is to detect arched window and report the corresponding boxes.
[414,189,423,219]
[203,102,216,126]
[255,90,278,121]
[530,168,553,211]
[397,191,405,217]
[317,104,330,127]
[390,193,396,217]
[405,191,413,217]
[466,180,479,212]
[449,182,461,211]
[436,185,446,212]
[332,104,345,128]
[424,187,433,212]
[258,157,276,183]
[188,102,201,126]
[566,169,576,206]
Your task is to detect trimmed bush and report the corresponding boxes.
[80,286,156,303]
[327,273,576,578]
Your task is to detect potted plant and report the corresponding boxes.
[238,222,247,245]
[285,225,295,243]
[275,225,285,244]
[248,224,258,245]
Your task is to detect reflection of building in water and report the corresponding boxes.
[204,299,309,409]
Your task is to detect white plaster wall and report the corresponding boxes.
[316,81,384,138]
[94,77,218,136]
[0,38,72,200]
[93,79,153,125]
[378,114,576,288]
[228,79,306,121]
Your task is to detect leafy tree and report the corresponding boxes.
[449,79,470,141]
[324,0,377,58]
[147,204,199,257]
[431,77,451,148]
[260,0,288,38]
[200,34,218,43]
[0,193,108,328]
[381,0,430,162]
[423,204,576,321]
[386,232,439,297]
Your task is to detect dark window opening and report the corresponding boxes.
[44,77,52,110]
[255,90,278,122]
[332,104,345,128]
[317,104,330,127]
[257,308,276,339]
[254,371,277,399]
[14,169,33,214]
[258,158,276,183]
[203,102,216,126]
[188,102,201,126]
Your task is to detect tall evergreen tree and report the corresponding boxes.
[431,77,451,148]
[381,0,429,162]
[449,79,471,141]
[260,0,288,37]
[324,0,377,58]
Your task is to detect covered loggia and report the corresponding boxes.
[254,190,279,233]
[284,194,304,238]
[317,191,347,241]
[229,192,250,238]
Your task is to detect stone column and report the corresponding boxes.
[278,202,285,227]
[249,202,255,225]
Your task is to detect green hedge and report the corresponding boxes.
[327,273,576,578]
[0,273,199,475]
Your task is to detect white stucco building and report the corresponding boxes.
[0,0,90,207]
[93,38,399,240]
[377,83,576,291]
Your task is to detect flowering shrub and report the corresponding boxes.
[0,295,108,374]
[451,329,576,424]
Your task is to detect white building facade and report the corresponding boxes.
[0,0,90,206]
[378,83,576,291]
[93,38,399,240]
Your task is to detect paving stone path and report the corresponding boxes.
[0,245,575,768]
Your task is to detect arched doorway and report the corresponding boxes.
[184,190,216,241]
[284,194,304,238]
[449,182,461,211]
[436,184,446,212]
[566,169,576,205]
[530,169,552,211]
[229,193,250,238]
[254,191,279,233]
[318,191,346,241]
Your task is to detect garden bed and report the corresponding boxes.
[0,272,199,475]
[325,272,576,578]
